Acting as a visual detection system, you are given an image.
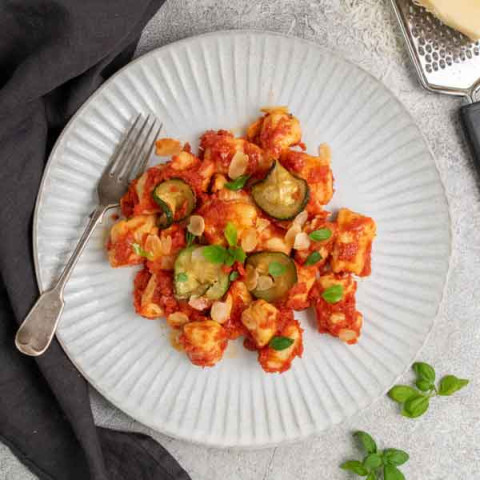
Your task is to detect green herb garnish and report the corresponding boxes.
[225,174,250,191]
[186,231,195,247]
[304,251,322,266]
[322,284,343,304]
[229,271,239,282]
[176,272,188,282]
[388,362,469,419]
[202,225,246,267]
[309,228,332,242]
[268,261,287,277]
[230,246,246,264]
[225,222,238,247]
[202,245,228,264]
[269,336,294,351]
[131,243,153,260]
[341,431,409,480]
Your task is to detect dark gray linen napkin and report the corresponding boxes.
[0,1,191,479]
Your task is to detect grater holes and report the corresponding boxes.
[404,0,480,75]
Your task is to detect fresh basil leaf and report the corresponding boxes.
[224,252,235,267]
[225,222,238,247]
[229,271,239,282]
[268,261,287,277]
[269,336,294,351]
[413,362,436,383]
[186,231,195,247]
[388,385,418,403]
[230,246,246,264]
[309,228,332,242]
[340,460,368,476]
[363,453,383,470]
[131,243,153,260]
[321,284,343,304]
[402,394,429,418]
[225,174,250,191]
[415,379,433,392]
[176,273,188,282]
[366,472,377,480]
[384,464,405,480]
[383,449,409,466]
[304,251,322,266]
[438,375,469,396]
[202,245,228,264]
[354,431,377,454]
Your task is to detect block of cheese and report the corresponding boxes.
[415,0,480,41]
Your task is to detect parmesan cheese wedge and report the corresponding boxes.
[415,0,480,41]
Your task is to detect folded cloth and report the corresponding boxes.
[0,1,191,479]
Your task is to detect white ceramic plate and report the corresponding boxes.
[34,31,451,447]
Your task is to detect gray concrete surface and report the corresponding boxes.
[2,1,479,479]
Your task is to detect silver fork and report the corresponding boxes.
[15,114,163,356]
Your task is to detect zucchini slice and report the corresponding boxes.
[174,246,230,301]
[246,251,297,302]
[152,179,196,229]
[251,161,309,220]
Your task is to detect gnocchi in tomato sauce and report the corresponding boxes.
[106,107,376,373]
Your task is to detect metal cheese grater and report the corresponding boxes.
[390,0,480,168]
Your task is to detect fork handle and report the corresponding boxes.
[15,205,107,356]
[460,102,480,176]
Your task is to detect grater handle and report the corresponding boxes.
[461,102,480,175]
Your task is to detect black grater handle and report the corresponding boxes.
[460,102,480,175]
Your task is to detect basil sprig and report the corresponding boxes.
[322,284,344,303]
[388,362,469,418]
[202,223,246,267]
[269,336,294,351]
[131,243,153,260]
[341,431,409,480]
[225,174,250,191]
[268,261,286,277]
[309,228,332,242]
[186,230,195,247]
[304,251,322,266]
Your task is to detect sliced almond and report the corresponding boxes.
[144,234,163,260]
[329,313,346,325]
[211,295,233,324]
[228,150,249,179]
[160,235,172,255]
[172,151,196,171]
[284,224,302,247]
[338,329,358,343]
[294,232,311,251]
[245,265,259,291]
[256,275,274,291]
[256,217,270,233]
[318,143,331,160]
[260,105,289,114]
[266,237,288,253]
[187,215,205,236]
[241,228,258,253]
[188,297,211,311]
[155,138,182,156]
[293,211,308,227]
[167,311,190,329]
